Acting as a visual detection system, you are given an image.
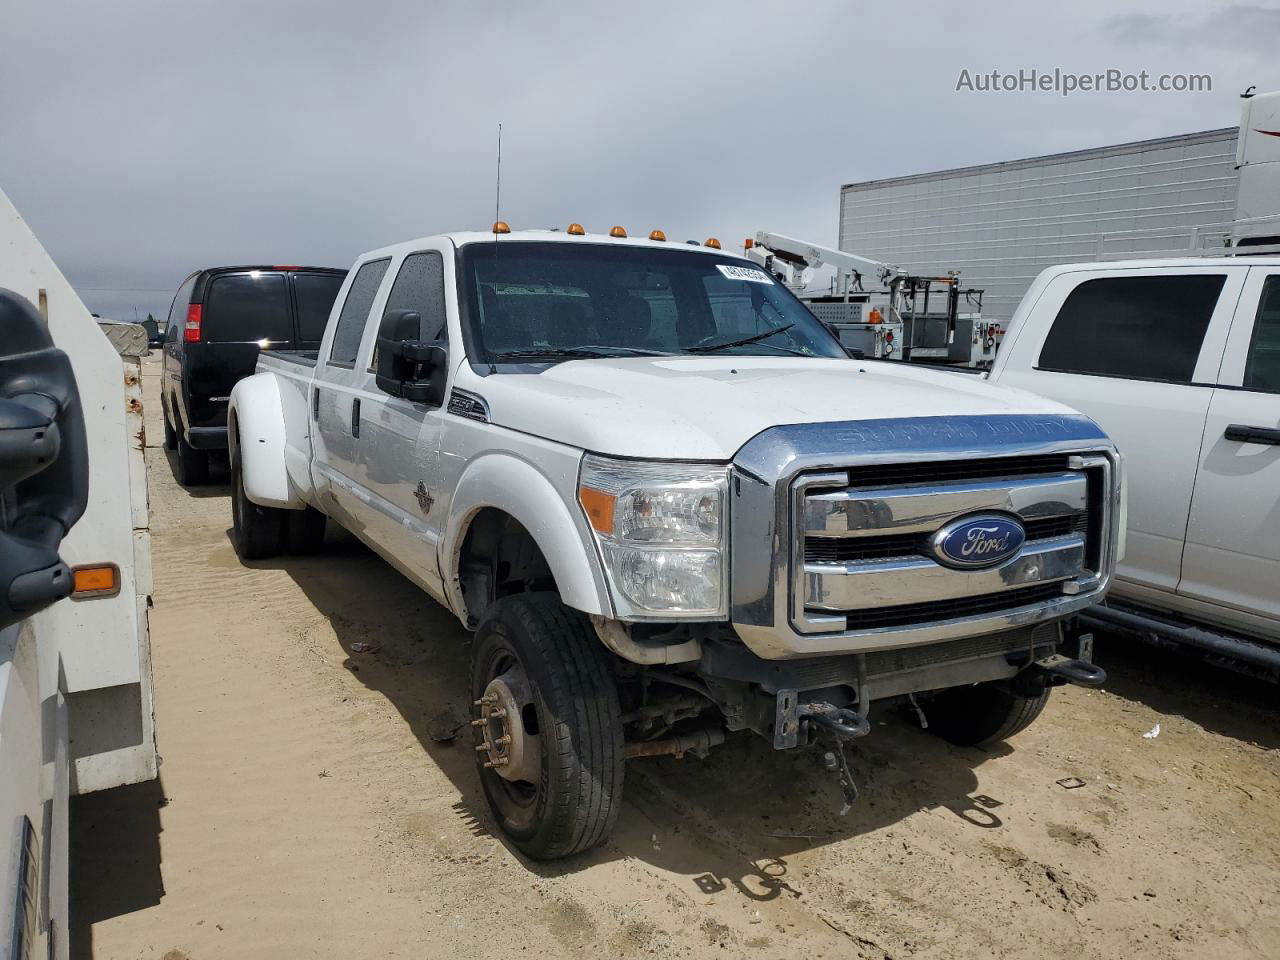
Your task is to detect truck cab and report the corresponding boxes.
[989,257,1280,659]
[230,226,1120,859]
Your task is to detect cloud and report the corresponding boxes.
[0,0,1268,322]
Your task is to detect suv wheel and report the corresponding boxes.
[230,451,285,560]
[162,404,177,451]
[924,680,1051,747]
[174,427,209,486]
[471,593,624,860]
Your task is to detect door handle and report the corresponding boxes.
[1225,423,1280,445]
[351,398,360,438]
[312,386,320,420]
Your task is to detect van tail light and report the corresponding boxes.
[183,303,202,342]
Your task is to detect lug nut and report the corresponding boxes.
[483,758,509,769]
[470,717,488,727]
[495,734,512,746]
[474,743,490,753]
[488,707,507,719]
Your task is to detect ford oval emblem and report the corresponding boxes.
[930,514,1026,570]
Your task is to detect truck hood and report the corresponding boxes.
[474,356,1085,460]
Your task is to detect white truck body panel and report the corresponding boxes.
[1,190,156,958]
[1235,89,1280,232]
[990,256,1280,642]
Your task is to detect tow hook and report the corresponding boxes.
[802,703,871,740]
[1033,653,1107,688]
[799,702,869,816]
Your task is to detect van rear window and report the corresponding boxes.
[204,273,291,343]
[294,273,346,342]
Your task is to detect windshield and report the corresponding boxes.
[459,241,846,365]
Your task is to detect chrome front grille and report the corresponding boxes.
[728,414,1121,659]
[791,461,1105,637]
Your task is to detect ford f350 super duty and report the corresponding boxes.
[229,225,1121,859]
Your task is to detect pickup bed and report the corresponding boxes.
[230,228,1121,858]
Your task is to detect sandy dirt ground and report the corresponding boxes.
[71,354,1280,959]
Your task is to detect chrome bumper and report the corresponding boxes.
[729,414,1121,659]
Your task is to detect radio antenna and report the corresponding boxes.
[494,122,503,230]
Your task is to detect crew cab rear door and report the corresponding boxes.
[1179,267,1280,629]
[312,257,392,524]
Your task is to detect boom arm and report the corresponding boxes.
[750,231,905,291]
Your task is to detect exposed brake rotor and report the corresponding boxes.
[473,668,541,783]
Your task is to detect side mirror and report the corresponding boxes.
[375,309,447,405]
[0,288,89,630]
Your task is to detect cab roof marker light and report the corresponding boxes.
[705,237,722,249]
[609,226,627,238]
[492,221,511,234]
[649,229,666,242]
[567,223,586,236]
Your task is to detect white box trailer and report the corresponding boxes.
[837,89,1280,321]
[1,189,156,960]
[838,127,1241,322]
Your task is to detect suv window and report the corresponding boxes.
[1243,275,1280,393]
[1038,274,1226,383]
[329,258,390,365]
[294,273,346,343]
[204,273,291,343]
[384,252,447,340]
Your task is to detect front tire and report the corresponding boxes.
[230,454,285,560]
[471,593,624,860]
[925,680,1051,747]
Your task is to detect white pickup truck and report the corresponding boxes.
[230,226,1121,858]
[987,256,1280,673]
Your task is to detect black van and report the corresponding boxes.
[161,265,346,484]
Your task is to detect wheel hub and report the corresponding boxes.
[474,669,540,783]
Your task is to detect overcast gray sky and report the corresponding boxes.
[1,0,1275,322]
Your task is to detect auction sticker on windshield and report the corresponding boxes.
[716,264,774,283]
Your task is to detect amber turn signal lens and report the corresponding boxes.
[609,225,627,238]
[72,563,120,598]
[567,223,585,235]
[578,486,616,536]
[492,220,511,234]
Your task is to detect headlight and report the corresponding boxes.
[578,454,728,618]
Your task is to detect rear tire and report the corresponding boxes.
[230,454,285,560]
[285,506,327,554]
[175,428,209,486]
[162,404,177,451]
[471,593,624,860]
[925,681,1051,747]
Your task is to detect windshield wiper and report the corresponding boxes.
[489,346,669,362]
[686,323,796,353]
